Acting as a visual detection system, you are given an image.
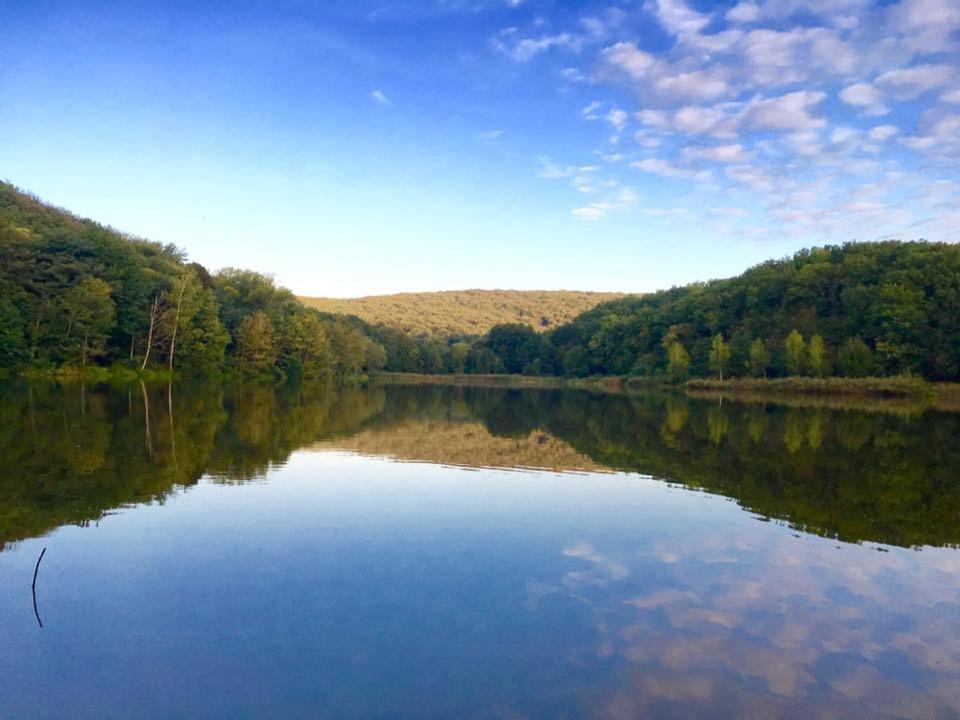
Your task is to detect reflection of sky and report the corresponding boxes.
[1,452,958,719]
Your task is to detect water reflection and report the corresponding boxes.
[1,380,960,718]
[2,380,960,550]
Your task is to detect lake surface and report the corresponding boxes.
[1,380,959,719]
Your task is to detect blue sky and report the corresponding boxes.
[1,0,957,296]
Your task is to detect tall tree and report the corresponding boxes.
[838,337,874,378]
[62,278,115,368]
[667,342,691,384]
[708,333,731,380]
[808,334,829,378]
[785,330,807,376]
[748,338,771,378]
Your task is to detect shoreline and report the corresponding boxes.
[371,372,960,412]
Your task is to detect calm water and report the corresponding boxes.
[1,380,959,719]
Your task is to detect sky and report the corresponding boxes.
[0,0,958,297]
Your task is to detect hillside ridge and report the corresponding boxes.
[299,289,627,337]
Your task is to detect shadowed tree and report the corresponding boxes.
[62,278,115,368]
[748,338,771,378]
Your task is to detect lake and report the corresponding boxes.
[1,379,959,719]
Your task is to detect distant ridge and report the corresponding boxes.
[299,289,628,337]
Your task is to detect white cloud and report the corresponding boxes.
[673,104,735,136]
[900,113,960,152]
[725,163,776,192]
[582,101,602,119]
[370,89,392,106]
[636,109,670,129]
[830,126,859,144]
[868,124,900,141]
[607,108,628,131]
[523,0,958,242]
[601,42,656,79]
[887,0,960,53]
[876,64,955,99]
[726,2,760,23]
[475,130,504,142]
[631,158,711,181]
[537,156,576,179]
[572,186,638,221]
[493,28,578,62]
[839,82,889,116]
[682,144,753,162]
[647,0,710,37]
[633,129,665,148]
[655,68,730,100]
[744,90,827,131]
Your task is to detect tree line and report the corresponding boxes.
[365,241,960,382]
[0,182,385,378]
[4,183,957,383]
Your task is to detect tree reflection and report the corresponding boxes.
[2,380,959,550]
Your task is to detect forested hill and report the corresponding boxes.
[0,182,385,376]
[299,290,625,337]
[544,241,960,380]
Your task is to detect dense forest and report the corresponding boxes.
[301,289,624,337]
[0,182,385,378]
[542,241,960,381]
[3,183,958,383]
[371,241,959,382]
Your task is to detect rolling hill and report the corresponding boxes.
[299,289,627,337]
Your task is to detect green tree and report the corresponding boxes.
[838,337,874,378]
[708,333,731,380]
[450,341,470,374]
[748,338,771,378]
[484,323,540,374]
[808,334,829,378]
[561,346,589,377]
[784,330,806,376]
[286,312,333,376]
[62,278,116,368]
[666,342,690,384]
[236,311,276,371]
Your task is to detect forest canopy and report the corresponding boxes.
[0,182,384,378]
[300,289,624,337]
[359,241,960,382]
[3,182,958,383]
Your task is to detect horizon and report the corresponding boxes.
[2,0,958,296]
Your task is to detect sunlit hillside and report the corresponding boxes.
[299,290,627,337]
[313,419,606,473]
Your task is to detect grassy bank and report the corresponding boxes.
[685,376,960,414]
[18,364,175,384]
[371,372,569,389]
[686,376,934,398]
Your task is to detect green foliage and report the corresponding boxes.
[0,182,386,378]
[838,337,874,378]
[561,346,589,378]
[708,333,731,380]
[484,323,543,374]
[236,311,276,370]
[666,342,691,384]
[748,338,771,378]
[808,334,829,378]
[62,278,116,367]
[300,289,624,338]
[785,330,807,376]
[534,241,960,382]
